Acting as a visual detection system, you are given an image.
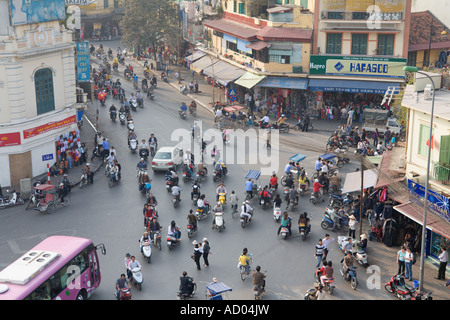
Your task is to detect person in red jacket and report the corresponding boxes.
[313,179,324,197]
[269,173,278,190]
[259,185,271,206]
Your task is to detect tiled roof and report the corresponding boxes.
[255,26,312,42]
[409,11,449,47]
[203,19,260,41]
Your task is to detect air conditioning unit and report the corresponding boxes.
[424,84,433,100]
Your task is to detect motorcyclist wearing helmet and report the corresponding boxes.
[259,185,271,206]
[313,179,324,198]
[191,180,201,200]
[136,158,148,170]
[216,181,227,202]
[240,201,253,222]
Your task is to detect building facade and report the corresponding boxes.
[0,0,80,188]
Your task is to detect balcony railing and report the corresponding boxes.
[321,11,402,21]
[433,163,450,186]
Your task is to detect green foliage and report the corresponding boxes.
[119,0,180,51]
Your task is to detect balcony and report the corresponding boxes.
[433,163,450,187]
[320,10,403,31]
[321,11,402,21]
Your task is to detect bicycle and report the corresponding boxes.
[239,254,253,281]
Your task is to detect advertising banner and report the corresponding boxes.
[23,115,76,139]
[76,41,90,82]
[10,0,66,26]
[0,132,21,147]
[310,55,407,79]
[408,179,450,223]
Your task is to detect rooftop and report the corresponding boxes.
[409,10,450,52]
[401,84,450,121]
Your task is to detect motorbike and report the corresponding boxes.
[283,187,290,201]
[115,287,132,300]
[0,189,24,208]
[298,183,308,196]
[179,110,187,119]
[338,236,368,267]
[273,123,289,133]
[329,193,354,210]
[320,207,349,232]
[108,171,119,188]
[195,203,211,221]
[340,265,358,290]
[172,195,180,208]
[187,223,197,239]
[130,100,138,112]
[180,85,188,95]
[240,208,253,228]
[196,169,207,181]
[167,234,180,250]
[314,268,334,294]
[119,111,126,125]
[177,279,197,300]
[192,193,199,205]
[142,84,148,93]
[151,230,162,251]
[90,145,102,161]
[310,190,324,205]
[212,169,226,182]
[149,143,157,157]
[110,110,117,121]
[137,98,144,108]
[129,138,137,152]
[139,148,149,161]
[218,193,226,206]
[253,283,265,300]
[279,222,291,240]
[147,91,155,100]
[140,239,152,263]
[79,169,89,189]
[384,274,433,300]
[273,205,282,222]
[299,221,309,241]
[286,198,297,211]
[127,119,135,131]
[213,211,225,232]
[304,285,320,300]
[182,168,192,183]
[162,75,168,83]
[130,267,143,290]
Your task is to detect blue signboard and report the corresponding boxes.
[408,179,450,222]
[42,154,54,161]
[228,89,236,96]
[10,0,66,26]
[76,42,90,82]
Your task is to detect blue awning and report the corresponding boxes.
[308,79,401,94]
[257,77,308,89]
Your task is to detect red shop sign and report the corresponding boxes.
[0,132,21,147]
[23,115,76,139]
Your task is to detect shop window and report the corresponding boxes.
[377,34,395,56]
[430,233,450,259]
[269,54,280,63]
[226,41,237,52]
[351,33,368,55]
[280,55,290,64]
[233,1,236,13]
[326,33,342,54]
[35,68,55,115]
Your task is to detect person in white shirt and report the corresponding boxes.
[127,256,141,272]
[260,115,270,128]
[322,234,335,260]
[437,246,448,280]
[240,201,253,221]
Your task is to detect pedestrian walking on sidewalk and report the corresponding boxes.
[436,246,448,280]
[404,246,414,281]
[397,246,406,276]
[194,81,198,94]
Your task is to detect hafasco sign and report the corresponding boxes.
[310,55,406,79]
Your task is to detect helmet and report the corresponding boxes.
[217,202,221,206]
[315,179,319,183]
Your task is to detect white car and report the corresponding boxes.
[151,146,184,171]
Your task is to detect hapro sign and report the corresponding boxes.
[310,55,406,79]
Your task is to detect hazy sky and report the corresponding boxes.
[411,0,450,28]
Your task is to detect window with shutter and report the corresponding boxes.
[439,135,450,165]
[35,68,55,115]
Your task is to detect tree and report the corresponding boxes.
[120,0,180,56]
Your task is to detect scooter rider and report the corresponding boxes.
[148,217,161,240]
[136,158,147,170]
[259,185,271,206]
[115,274,130,300]
[269,173,278,190]
[191,180,200,200]
[252,266,266,292]
[245,178,255,198]
[285,173,294,190]
[187,209,198,232]
[298,212,311,235]
[148,133,158,150]
[127,256,141,277]
[313,179,324,198]
[139,231,151,253]
[168,220,181,240]
[212,202,225,229]
[240,201,253,222]
[216,181,227,201]
[342,251,354,278]
[288,186,299,207]
[179,271,195,298]
[172,184,182,203]
[128,130,137,147]
[180,102,188,114]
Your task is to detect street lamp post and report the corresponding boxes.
[403,66,436,293]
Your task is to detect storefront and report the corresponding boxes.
[308,54,406,120]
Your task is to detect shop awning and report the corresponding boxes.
[185,51,206,62]
[341,169,379,194]
[257,77,308,89]
[308,79,402,94]
[245,41,270,51]
[202,60,246,86]
[190,55,220,74]
[394,202,450,239]
[214,66,246,86]
[234,72,266,89]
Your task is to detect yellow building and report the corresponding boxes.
[80,0,124,40]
